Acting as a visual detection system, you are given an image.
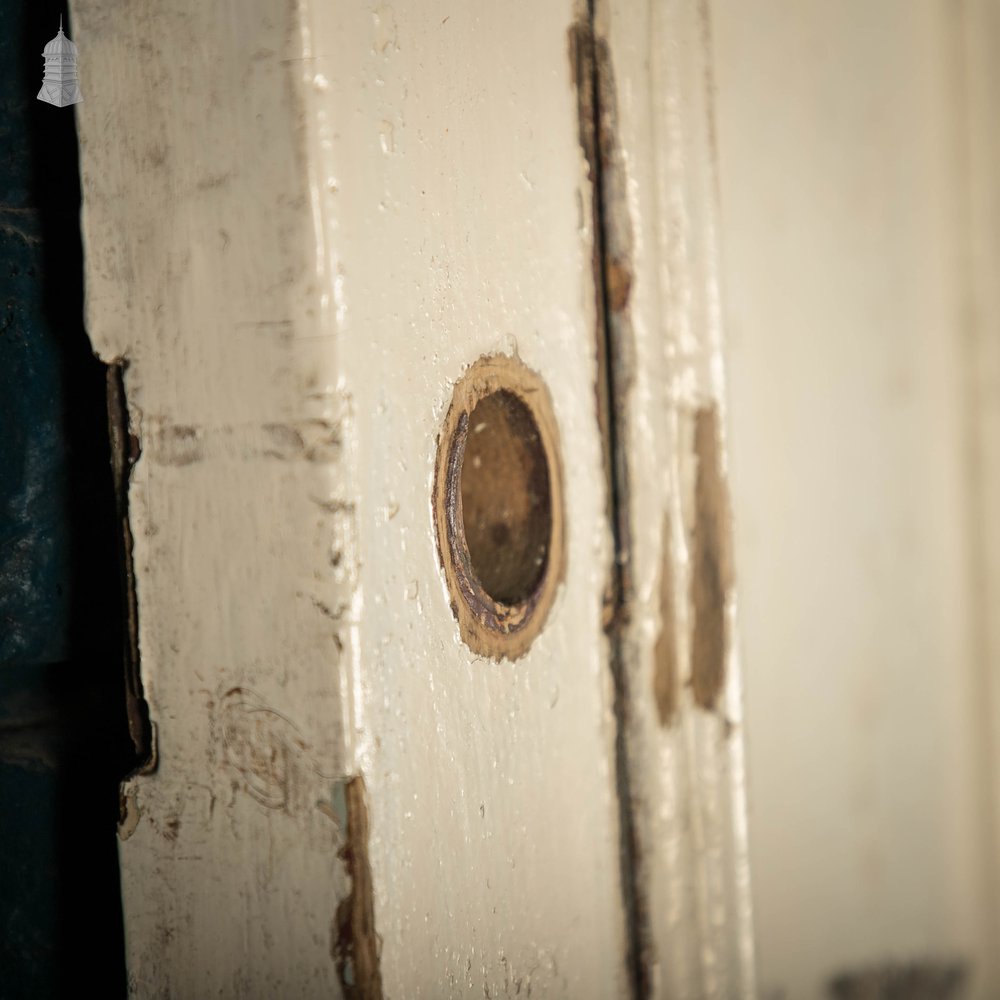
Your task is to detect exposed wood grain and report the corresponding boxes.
[334,777,383,1000]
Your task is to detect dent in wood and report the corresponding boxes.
[217,686,338,815]
[689,405,734,711]
[332,776,383,1000]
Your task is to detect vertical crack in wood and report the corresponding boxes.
[570,12,648,999]
[106,361,156,787]
[333,775,383,1000]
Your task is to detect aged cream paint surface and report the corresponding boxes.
[963,0,1000,943]
[73,0,631,996]
[296,3,629,994]
[73,1,353,994]
[597,2,755,997]
[711,1,1000,997]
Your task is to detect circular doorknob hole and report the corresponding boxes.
[460,389,552,605]
[434,355,565,660]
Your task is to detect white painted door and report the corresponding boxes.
[72,0,1000,997]
[73,0,753,996]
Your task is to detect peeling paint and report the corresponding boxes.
[77,0,634,992]
[105,362,155,775]
[652,513,678,726]
[605,257,632,314]
[118,785,142,841]
[332,776,383,1000]
[689,404,733,711]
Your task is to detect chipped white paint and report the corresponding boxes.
[66,2,997,998]
[73,0,353,993]
[73,0,636,996]
[295,2,629,994]
[597,1,756,996]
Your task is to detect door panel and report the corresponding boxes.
[597,2,756,996]
[74,0,632,995]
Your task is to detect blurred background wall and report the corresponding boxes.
[712,2,1000,996]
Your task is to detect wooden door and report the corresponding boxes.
[73,0,752,997]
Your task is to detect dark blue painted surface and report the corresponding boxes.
[1,4,133,997]
[0,0,71,666]
[0,709,60,995]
